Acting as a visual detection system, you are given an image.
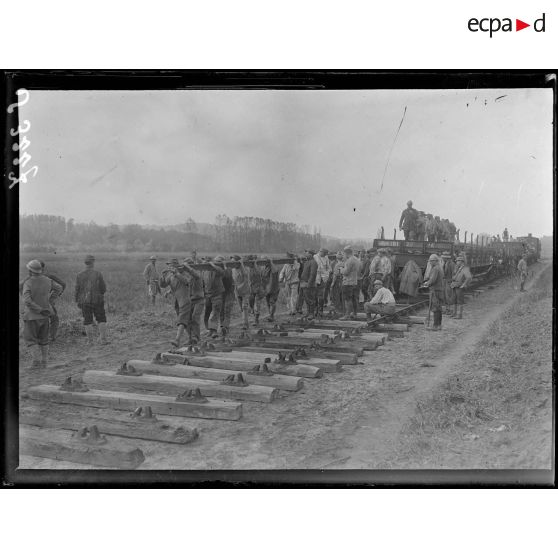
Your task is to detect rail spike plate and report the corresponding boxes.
[176,388,208,403]
[117,362,142,376]
[220,373,248,387]
[59,376,89,392]
[248,363,274,377]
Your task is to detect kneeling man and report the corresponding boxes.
[364,279,396,320]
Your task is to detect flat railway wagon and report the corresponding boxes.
[373,234,539,277]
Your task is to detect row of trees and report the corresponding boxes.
[20,214,333,253]
[214,215,322,253]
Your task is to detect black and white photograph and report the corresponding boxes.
[4,71,554,483]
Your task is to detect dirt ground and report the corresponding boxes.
[18,260,553,470]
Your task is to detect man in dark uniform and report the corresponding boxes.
[299,250,318,318]
[450,255,470,319]
[182,257,204,345]
[399,200,419,241]
[423,253,444,331]
[262,257,280,322]
[75,254,109,344]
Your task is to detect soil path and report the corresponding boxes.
[337,265,549,469]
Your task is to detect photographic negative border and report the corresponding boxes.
[2,70,556,487]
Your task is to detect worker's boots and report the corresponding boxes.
[84,324,95,344]
[450,304,457,318]
[455,305,463,319]
[99,322,110,344]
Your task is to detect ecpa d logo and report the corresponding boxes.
[468,13,546,37]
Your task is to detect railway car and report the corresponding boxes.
[372,234,537,278]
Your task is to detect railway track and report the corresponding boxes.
[19,267,520,469]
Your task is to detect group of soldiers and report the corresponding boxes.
[398,200,458,243]
[20,228,533,367]
[144,253,282,347]
[20,255,109,369]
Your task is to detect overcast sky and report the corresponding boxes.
[19,87,553,239]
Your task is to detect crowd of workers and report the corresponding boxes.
[20,221,532,367]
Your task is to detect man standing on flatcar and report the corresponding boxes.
[503,228,509,242]
[422,253,444,331]
[399,200,419,241]
[415,211,427,241]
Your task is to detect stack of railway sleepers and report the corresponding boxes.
[21,299,414,468]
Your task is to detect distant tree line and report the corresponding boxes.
[19,214,341,254]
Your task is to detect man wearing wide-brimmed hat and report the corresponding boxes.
[143,256,160,306]
[75,255,109,344]
[21,259,63,368]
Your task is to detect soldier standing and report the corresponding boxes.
[220,259,236,336]
[182,257,204,345]
[204,256,226,337]
[517,254,528,292]
[441,251,455,315]
[450,255,470,319]
[339,246,361,320]
[399,200,419,241]
[330,251,345,315]
[160,258,191,348]
[503,228,509,242]
[143,256,160,306]
[21,259,63,368]
[232,255,251,329]
[299,250,318,318]
[415,211,427,241]
[279,253,300,316]
[314,248,331,318]
[423,253,444,331]
[249,256,266,325]
[75,255,109,344]
[20,260,66,342]
[262,257,280,322]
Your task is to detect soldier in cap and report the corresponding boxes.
[261,257,280,322]
[339,245,361,320]
[202,256,226,338]
[21,259,63,368]
[364,279,396,320]
[160,257,192,347]
[517,253,528,292]
[75,255,109,344]
[422,253,444,330]
[183,257,205,344]
[279,252,300,316]
[450,255,470,319]
[143,255,160,306]
[299,249,318,317]
[329,251,345,315]
[314,248,331,318]
[399,200,419,241]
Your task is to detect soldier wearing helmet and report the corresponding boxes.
[143,255,160,306]
[423,253,444,331]
[21,259,63,368]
